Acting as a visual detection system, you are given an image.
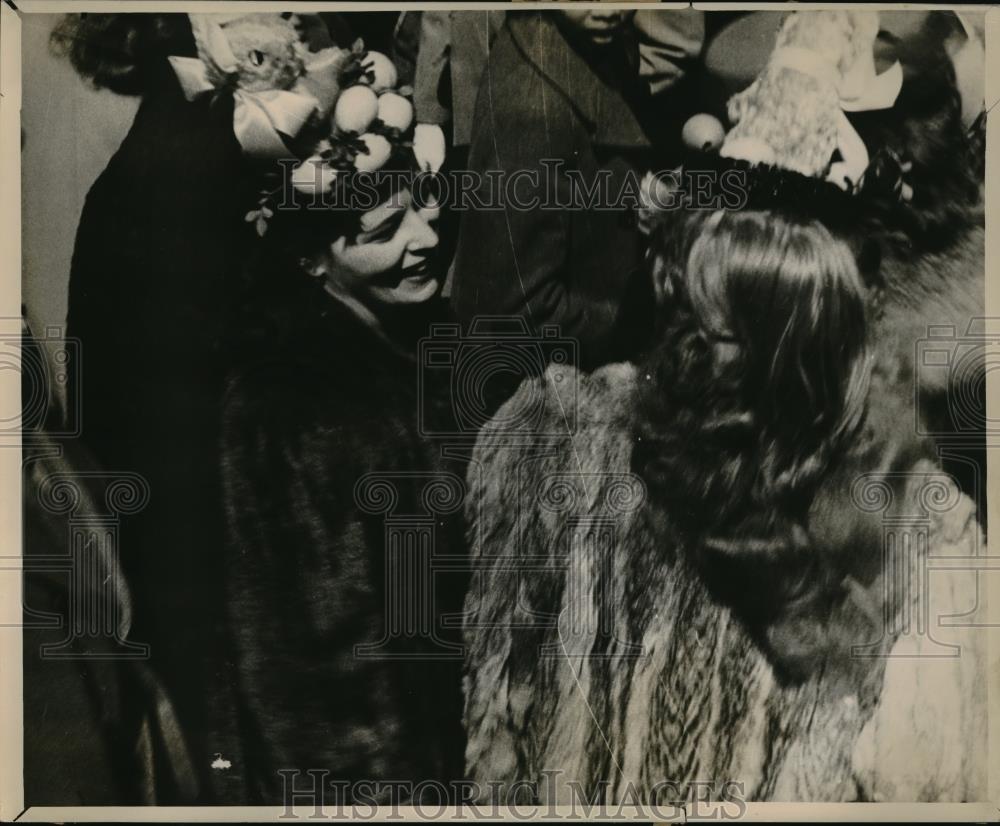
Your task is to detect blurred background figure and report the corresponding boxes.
[406,10,505,292]
[450,9,704,408]
[22,316,196,805]
[411,10,505,173]
[50,12,259,801]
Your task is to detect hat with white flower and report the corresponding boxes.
[166,13,418,235]
[719,10,903,192]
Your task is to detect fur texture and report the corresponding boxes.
[219,288,467,803]
[872,223,984,398]
[195,14,307,92]
[462,362,987,802]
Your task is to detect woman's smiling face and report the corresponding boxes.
[326,189,441,305]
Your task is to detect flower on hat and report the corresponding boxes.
[238,37,417,236]
[719,11,903,191]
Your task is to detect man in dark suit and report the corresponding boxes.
[450,10,703,372]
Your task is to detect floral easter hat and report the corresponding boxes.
[167,13,417,234]
[718,9,903,193]
[643,9,984,243]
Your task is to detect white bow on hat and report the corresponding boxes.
[767,43,903,190]
[168,14,318,158]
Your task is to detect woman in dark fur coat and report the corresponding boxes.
[218,153,467,800]
[55,14,405,802]
[462,209,988,803]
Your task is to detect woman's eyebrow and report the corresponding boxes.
[359,192,412,232]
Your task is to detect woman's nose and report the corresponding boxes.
[404,210,440,253]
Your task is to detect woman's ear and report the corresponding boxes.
[298,253,328,279]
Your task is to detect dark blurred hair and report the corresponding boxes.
[634,210,871,672]
[50,13,195,95]
[849,12,984,255]
[226,198,355,367]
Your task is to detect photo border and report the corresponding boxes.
[2,1,997,821]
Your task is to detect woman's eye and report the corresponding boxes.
[355,213,406,245]
[356,224,397,245]
[249,50,266,67]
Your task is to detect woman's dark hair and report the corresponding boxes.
[634,210,872,674]
[50,14,195,95]
[225,195,357,365]
[849,12,984,255]
[228,159,420,363]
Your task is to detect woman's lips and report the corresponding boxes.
[401,259,433,282]
[592,16,624,32]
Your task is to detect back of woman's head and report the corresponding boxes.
[643,210,870,506]
[693,212,868,497]
[635,210,872,668]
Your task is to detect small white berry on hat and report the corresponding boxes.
[682,114,726,153]
[377,92,414,133]
[362,51,398,93]
[333,85,379,134]
[353,133,393,173]
[291,155,338,195]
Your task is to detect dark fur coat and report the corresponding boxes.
[867,215,985,523]
[218,289,466,803]
[872,219,983,394]
[462,360,987,802]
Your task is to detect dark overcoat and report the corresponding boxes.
[450,12,671,371]
[65,60,255,799]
